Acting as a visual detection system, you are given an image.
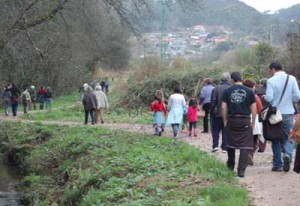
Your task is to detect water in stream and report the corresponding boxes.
[0,162,22,206]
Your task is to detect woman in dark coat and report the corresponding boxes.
[82,86,97,125]
[9,83,21,116]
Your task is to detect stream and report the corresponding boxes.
[0,162,22,206]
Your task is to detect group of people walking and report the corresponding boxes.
[149,61,300,178]
[3,62,300,179]
[222,63,300,177]
[2,84,53,116]
[81,83,109,125]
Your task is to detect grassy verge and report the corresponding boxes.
[0,121,248,206]
[0,92,79,114]
[19,89,154,125]
[21,105,153,125]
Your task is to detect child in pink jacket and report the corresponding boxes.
[187,98,198,137]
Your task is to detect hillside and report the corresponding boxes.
[177,0,270,33]
[275,4,300,21]
[138,0,296,38]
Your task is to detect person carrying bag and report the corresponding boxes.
[264,62,300,172]
[260,75,289,142]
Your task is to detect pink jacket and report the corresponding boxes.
[187,106,198,122]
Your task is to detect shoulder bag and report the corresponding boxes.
[261,75,289,141]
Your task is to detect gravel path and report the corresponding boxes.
[1,114,300,206]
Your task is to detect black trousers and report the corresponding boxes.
[202,102,211,132]
[189,122,197,131]
[226,147,249,172]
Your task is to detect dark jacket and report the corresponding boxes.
[82,92,97,110]
[10,86,21,98]
[45,91,53,98]
[9,86,21,103]
[210,81,231,117]
[255,86,268,107]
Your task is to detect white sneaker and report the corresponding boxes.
[212,147,218,152]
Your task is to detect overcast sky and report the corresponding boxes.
[239,0,300,13]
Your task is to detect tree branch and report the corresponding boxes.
[1,0,70,50]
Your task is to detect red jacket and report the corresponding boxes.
[188,106,198,122]
[150,100,167,115]
[38,88,46,96]
[255,95,263,114]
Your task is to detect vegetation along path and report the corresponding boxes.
[87,122,300,206]
[1,111,300,206]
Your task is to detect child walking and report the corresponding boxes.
[150,96,167,136]
[187,98,198,137]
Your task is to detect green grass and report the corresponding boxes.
[51,92,80,107]
[21,105,153,124]
[0,122,249,206]
[0,92,79,114]
[17,89,154,124]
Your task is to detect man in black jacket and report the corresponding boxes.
[210,72,231,153]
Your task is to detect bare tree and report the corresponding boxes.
[283,32,300,80]
[0,0,202,94]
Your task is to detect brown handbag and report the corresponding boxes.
[197,110,205,119]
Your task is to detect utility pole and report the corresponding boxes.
[160,0,168,90]
[269,24,277,45]
[160,0,168,63]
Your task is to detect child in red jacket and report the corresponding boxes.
[187,98,198,137]
[150,96,167,136]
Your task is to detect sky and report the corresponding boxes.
[239,0,300,13]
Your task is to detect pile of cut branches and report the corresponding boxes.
[118,71,207,110]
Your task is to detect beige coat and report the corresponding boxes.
[94,90,108,109]
[21,90,31,102]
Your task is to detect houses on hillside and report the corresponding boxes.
[140,24,235,59]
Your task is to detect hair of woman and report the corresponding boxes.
[189,98,197,108]
[243,79,256,89]
[174,85,182,94]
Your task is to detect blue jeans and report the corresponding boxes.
[3,99,10,114]
[211,116,228,150]
[271,114,294,168]
[11,102,18,116]
[45,98,53,110]
[154,124,162,135]
[171,124,180,137]
[84,110,95,124]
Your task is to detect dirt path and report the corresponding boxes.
[1,114,300,206]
